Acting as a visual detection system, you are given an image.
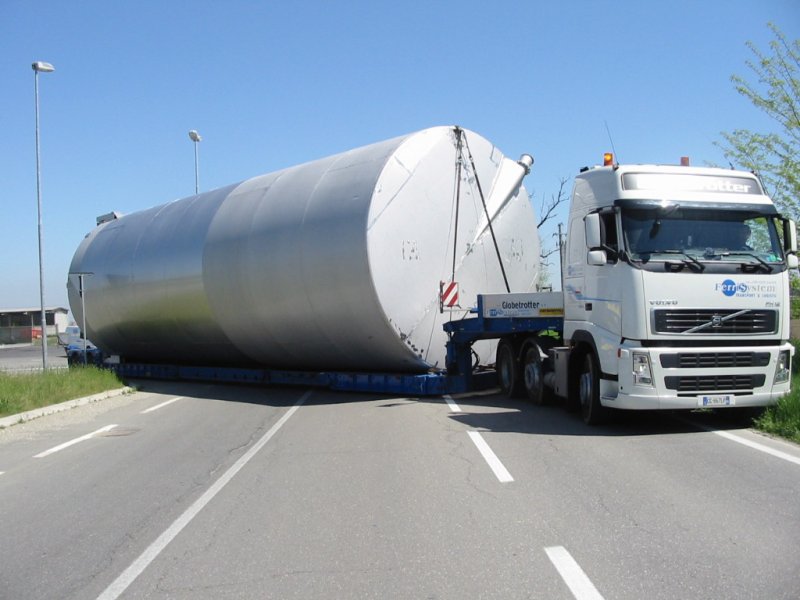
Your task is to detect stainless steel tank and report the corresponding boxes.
[67,126,541,372]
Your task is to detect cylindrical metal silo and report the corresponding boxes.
[67,126,541,372]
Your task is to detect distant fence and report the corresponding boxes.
[0,326,33,345]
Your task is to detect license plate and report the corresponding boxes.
[698,394,735,407]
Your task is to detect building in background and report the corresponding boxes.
[0,307,69,344]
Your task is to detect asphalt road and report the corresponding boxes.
[0,343,68,372]
[0,381,798,599]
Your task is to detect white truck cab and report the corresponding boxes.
[559,156,797,423]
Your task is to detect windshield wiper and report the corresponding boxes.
[641,250,705,272]
[721,251,774,273]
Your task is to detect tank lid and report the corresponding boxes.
[96,211,123,226]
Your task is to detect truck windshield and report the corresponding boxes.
[621,207,785,264]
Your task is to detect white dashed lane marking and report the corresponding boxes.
[33,424,118,458]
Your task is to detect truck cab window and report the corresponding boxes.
[600,211,619,262]
[622,207,784,266]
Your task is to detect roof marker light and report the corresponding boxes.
[680,156,690,166]
[603,152,614,167]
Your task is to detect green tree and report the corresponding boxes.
[718,23,800,219]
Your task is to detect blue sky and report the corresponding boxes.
[2,0,799,313]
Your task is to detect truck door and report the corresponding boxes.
[588,209,622,344]
[564,208,621,331]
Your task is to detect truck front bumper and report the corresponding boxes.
[601,342,794,411]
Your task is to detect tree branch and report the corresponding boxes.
[535,177,569,230]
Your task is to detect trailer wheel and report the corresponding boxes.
[496,340,522,398]
[579,352,607,425]
[522,346,547,405]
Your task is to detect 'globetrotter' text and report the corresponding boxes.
[502,301,539,310]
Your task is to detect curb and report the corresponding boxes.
[0,387,134,429]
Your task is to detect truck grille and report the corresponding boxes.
[653,309,777,334]
[664,374,765,393]
[660,352,771,369]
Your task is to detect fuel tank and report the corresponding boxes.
[67,126,541,372]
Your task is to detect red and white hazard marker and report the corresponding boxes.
[440,281,459,308]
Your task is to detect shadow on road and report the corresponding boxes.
[126,377,758,439]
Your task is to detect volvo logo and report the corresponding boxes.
[711,315,723,328]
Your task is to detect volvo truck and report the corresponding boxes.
[477,154,798,423]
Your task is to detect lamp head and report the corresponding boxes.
[32,61,55,73]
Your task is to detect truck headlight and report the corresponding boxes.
[633,352,654,386]
[774,350,791,384]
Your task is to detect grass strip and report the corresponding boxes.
[754,377,800,444]
[0,366,125,418]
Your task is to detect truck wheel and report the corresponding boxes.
[496,340,522,398]
[579,352,607,425]
[522,346,547,405]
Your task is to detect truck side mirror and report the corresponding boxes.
[783,219,798,268]
[585,213,602,249]
[585,213,607,265]
[785,219,798,254]
[587,250,607,265]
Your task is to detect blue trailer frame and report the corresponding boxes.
[110,361,497,396]
[442,295,563,392]
[99,296,564,397]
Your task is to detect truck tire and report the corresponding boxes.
[522,346,547,405]
[496,340,522,398]
[579,352,607,425]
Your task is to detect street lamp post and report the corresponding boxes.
[188,129,202,194]
[33,60,54,371]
